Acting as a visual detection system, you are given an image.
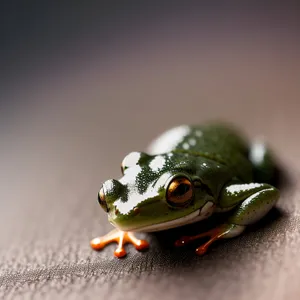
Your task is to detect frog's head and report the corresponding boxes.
[97,151,215,232]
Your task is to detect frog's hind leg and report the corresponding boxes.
[175,223,245,255]
[249,140,276,184]
[175,183,279,256]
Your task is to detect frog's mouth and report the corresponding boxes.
[116,201,215,233]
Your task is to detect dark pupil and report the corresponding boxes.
[174,183,190,197]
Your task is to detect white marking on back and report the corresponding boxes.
[249,142,266,165]
[122,152,141,170]
[147,125,191,155]
[149,156,166,172]
[189,138,196,146]
[119,165,142,185]
[183,143,190,150]
[226,183,263,194]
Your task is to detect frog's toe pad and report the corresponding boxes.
[133,239,150,251]
[90,237,105,250]
[114,247,127,258]
[195,246,208,256]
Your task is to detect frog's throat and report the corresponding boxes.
[119,201,215,233]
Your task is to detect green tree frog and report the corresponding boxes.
[91,123,279,258]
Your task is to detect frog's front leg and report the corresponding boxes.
[90,229,149,258]
[175,182,279,255]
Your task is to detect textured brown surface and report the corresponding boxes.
[1,4,300,300]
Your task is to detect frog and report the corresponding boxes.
[90,123,279,258]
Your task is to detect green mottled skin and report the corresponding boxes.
[98,123,279,238]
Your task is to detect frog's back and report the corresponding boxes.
[148,123,253,182]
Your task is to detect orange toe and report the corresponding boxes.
[90,238,105,250]
[134,239,149,251]
[114,248,127,258]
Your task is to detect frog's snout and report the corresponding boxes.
[98,179,125,213]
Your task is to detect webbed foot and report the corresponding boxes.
[90,229,149,258]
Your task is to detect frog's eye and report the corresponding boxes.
[166,176,193,207]
[98,187,109,212]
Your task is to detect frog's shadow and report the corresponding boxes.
[272,162,293,190]
[143,165,292,264]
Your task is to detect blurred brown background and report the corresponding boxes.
[1,2,300,299]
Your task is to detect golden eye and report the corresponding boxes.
[167,177,193,207]
[98,187,109,212]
